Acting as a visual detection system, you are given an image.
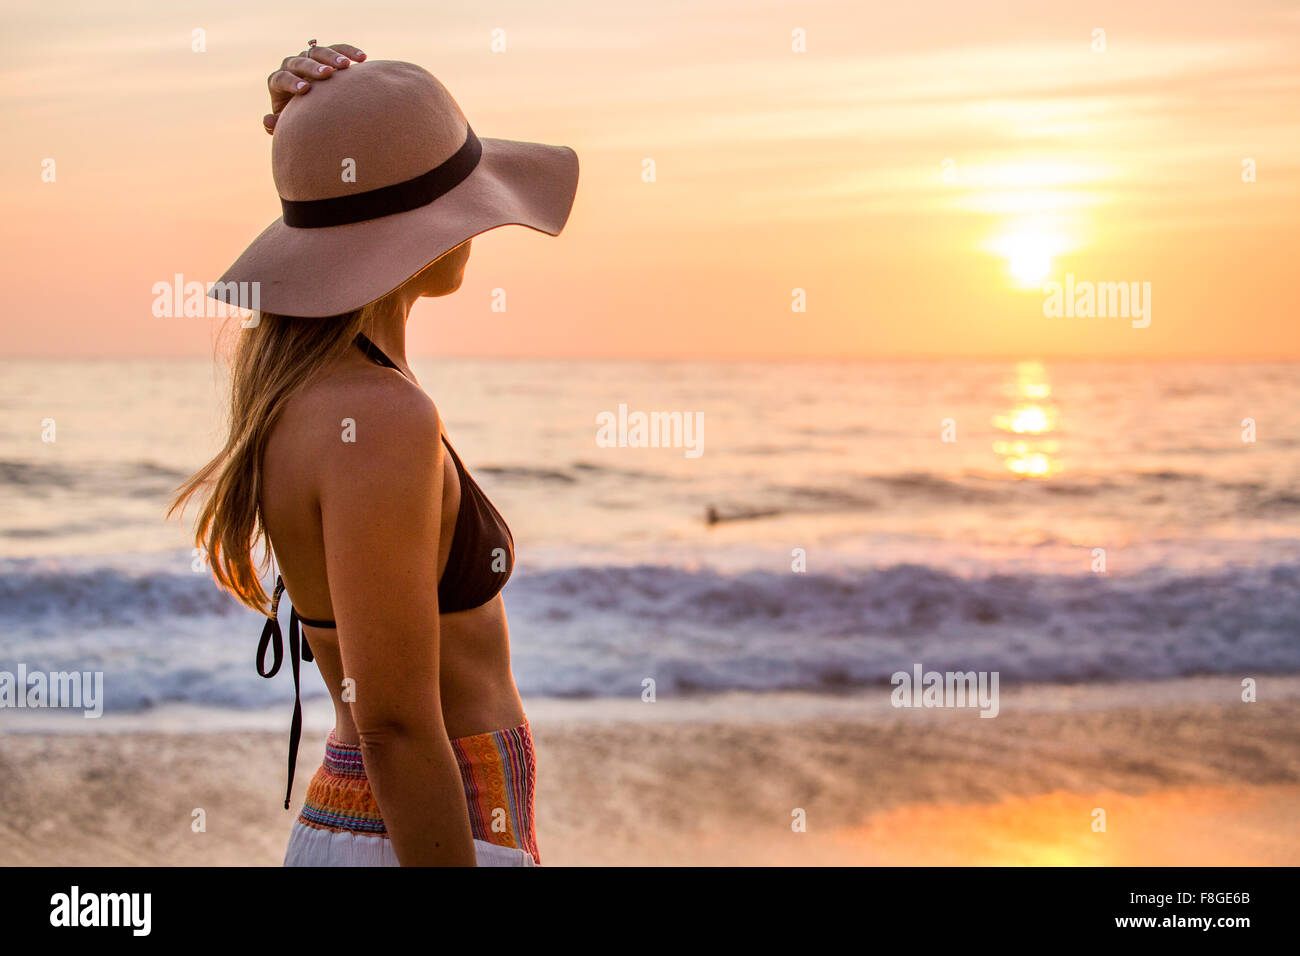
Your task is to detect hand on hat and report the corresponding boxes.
[264,43,367,134]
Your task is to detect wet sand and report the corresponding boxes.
[2,677,1297,865]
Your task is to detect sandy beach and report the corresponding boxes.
[3,676,1297,866]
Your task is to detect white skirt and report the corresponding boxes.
[284,819,537,867]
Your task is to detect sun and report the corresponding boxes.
[997,231,1055,286]
[984,221,1071,289]
[1006,238,1052,284]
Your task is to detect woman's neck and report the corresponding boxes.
[363,293,415,379]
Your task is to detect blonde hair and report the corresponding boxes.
[170,297,394,613]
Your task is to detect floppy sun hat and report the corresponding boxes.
[209,59,579,317]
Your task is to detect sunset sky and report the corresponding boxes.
[2,0,1297,359]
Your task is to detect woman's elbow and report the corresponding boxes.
[354,716,442,753]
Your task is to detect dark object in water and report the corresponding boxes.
[706,504,780,525]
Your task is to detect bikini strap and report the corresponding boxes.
[354,332,402,371]
[353,332,462,470]
[255,574,315,810]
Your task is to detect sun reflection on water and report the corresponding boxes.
[993,362,1060,478]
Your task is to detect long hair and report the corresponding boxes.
[170,297,392,613]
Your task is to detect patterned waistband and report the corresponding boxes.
[299,720,540,864]
[321,734,372,778]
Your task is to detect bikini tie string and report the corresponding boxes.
[255,575,314,809]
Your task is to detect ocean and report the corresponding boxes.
[2,357,1298,720]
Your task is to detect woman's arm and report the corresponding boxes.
[316,377,476,866]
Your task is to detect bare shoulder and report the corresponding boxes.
[268,362,443,493]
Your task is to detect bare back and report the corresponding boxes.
[260,347,525,744]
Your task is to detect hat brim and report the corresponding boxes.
[208,137,578,318]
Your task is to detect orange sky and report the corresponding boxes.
[1,0,1297,359]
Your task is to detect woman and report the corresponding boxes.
[172,43,579,866]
